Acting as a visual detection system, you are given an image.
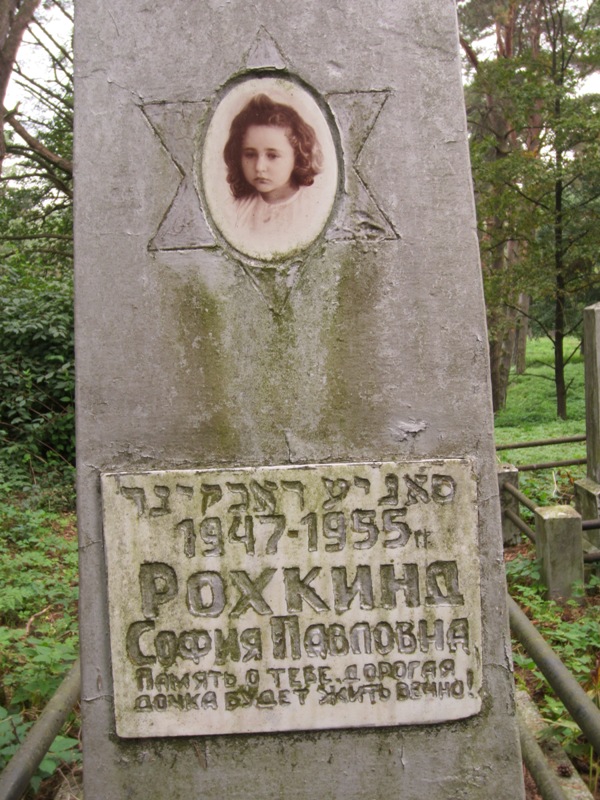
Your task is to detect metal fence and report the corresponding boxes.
[2,436,599,800]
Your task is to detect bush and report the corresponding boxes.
[0,486,80,795]
[0,265,74,485]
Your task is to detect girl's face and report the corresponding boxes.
[241,125,297,203]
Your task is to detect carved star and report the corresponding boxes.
[142,28,398,311]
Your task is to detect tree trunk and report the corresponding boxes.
[489,304,518,412]
[554,156,567,419]
[514,293,530,374]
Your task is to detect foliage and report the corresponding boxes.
[459,0,600,417]
[495,337,586,500]
[497,334,599,789]
[1,1,74,486]
[506,551,600,790]
[0,261,74,485]
[0,483,79,796]
[495,337,586,427]
[1,7,77,790]
[0,707,80,795]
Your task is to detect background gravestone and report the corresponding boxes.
[75,1,525,797]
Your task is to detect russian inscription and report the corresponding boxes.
[101,460,482,738]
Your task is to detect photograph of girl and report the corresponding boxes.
[201,79,337,260]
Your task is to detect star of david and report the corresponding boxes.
[142,28,398,312]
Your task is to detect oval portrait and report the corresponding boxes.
[200,77,338,261]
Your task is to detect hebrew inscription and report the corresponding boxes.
[102,460,482,738]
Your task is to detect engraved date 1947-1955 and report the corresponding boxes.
[118,471,457,557]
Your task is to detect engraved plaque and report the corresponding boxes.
[102,460,482,738]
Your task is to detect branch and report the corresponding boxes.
[0,170,50,181]
[505,302,553,340]
[460,36,480,71]
[25,605,53,636]
[51,0,74,25]
[564,325,583,346]
[31,15,72,64]
[0,0,41,100]
[14,68,73,110]
[502,181,552,212]
[3,106,73,175]
[5,144,73,196]
[0,233,72,241]
[0,0,42,171]
[563,1,595,72]
[13,78,73,124]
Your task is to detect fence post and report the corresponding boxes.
[575,302,600,550]
[534,505,583,600]
[498,464,520,546]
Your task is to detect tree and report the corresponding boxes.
[0,0,74,479]
[0,0,40,171]
[459,0,600,418]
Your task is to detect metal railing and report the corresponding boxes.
[2,436,598,800]
[499,451,600,797]
[509,598,600,757]
[496,435,587,452]
[518,715,571,800]
[0,659,80,800]
[496,434,587,472]
[502,481,600,563]
[2,613,598,800]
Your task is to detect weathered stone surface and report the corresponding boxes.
[535,505,583,600]
[75,0,524,796]
[102,460,481,737]
[583,304,600,483]
[574,477,600,549]
[498,464,520,546]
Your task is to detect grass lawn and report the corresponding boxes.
[495,336,587,503]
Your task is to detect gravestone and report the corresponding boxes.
[74,1,525,797]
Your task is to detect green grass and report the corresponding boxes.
[495,336,587,500]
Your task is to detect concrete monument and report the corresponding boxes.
[75,1,524,797]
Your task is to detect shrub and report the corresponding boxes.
[0,265,74,485]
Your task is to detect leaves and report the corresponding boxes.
[0,488,79,794]
[0,264,74,483]
[460,0,600,416]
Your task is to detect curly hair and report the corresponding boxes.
[223,93,323,199]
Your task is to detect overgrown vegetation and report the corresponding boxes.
[0,264,74,487]
[497,336,600,795]
[506,554,600,795]
[0,481,79,797]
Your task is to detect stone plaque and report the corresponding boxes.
[102,460,482,738]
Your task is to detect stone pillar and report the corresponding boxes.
[583,303,600,484]
[74,1,524,798]
[535,506,583,600]
[575,303,600,549]
[498,464,520,546]
[574,479,600,548]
